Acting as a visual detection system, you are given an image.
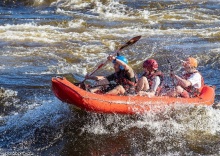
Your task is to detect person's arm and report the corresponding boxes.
[85,74,110,86]
[187,73,202,88]
[151,76,160,92]
[85,75,105,81]
[146,76,160,97]
[173,74,191,88]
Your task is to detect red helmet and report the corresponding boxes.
[143,59,158,71]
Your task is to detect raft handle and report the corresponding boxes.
[56,76,63,79]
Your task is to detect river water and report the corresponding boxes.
[0,0,220,155]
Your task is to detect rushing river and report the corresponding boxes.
[0,0,220,155]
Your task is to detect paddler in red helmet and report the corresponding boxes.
[136,59,164,97]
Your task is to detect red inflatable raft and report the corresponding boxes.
[52,77,215,115]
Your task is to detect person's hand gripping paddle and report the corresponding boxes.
[81,36,141,85]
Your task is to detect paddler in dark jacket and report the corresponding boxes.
[136,59,164,97]
[86,55,137,95]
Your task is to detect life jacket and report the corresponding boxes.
[142,70,164,96]
[182,71,204,97]
[114,69,137,93]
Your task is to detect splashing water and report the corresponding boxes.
[0,0,219,155]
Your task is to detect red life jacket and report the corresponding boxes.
[143,70,164,96]
[182,71,204,97]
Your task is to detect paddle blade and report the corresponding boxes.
[119,35,141,51]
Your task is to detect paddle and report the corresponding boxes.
[81,35,141,84]
[167,59,175,87]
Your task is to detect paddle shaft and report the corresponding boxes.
[82,36,141,83]
[167,60,176,86]
[84,48,120,80]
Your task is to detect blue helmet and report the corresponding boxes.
[112,55,128,70]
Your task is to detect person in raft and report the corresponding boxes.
[170,57,204,98]
[136,59,164,97]
[85,55,137,95]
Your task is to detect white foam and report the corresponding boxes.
[0,99,71,145]
[68,19,87,28]
[91,0,150,20]
[51,0,90,9]
[0,88,18,98]
[80,105,220,138]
